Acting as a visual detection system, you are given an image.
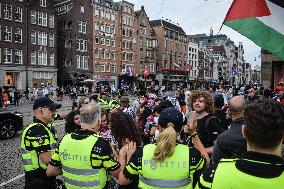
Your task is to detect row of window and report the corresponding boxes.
[0,48,23,64]
[189,47,198,53]
[140,50,155,59]
[190,60,198,68]
[122,16,134,27]
[95,22,115,34]
[33,71,54,80]
[2,4,22,22]
[122,5,134,14]
[143,63,155,72]
[31,31,54,47]
[122,40,133,49]
[121,52,134,62]
[140,38,158,48]
[31,10,55,28]
[188,53,198,60]
[164,30,187,43]
[165,40,187,51]
[94,8,116,21]
[1,26,22,43]
[0,48,54,66]
[95,49,116,60]
[122,28,133,38]
[31,51,54,66]
[95,63,116,73]
[94,36,115,47]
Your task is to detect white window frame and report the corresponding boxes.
[4,26,12,42]
[80,5,85,13]
[49,14,54,28]
[15,7,22,22]
[95,49,100,58]
[38,32,47,46]
[76,55,80,68]
[40,0,47,7]
[78,21,87,33]
[49,33,54,47]
[100,64,105,72]
[105,51,110,59]
[15,28,22,43]
[38,12,47,26]
[95,9,100,16]
[31,51,37,65]
[31,10,37,24]
[15,49,23,64]
[31,31,36,44]
[3,4,12,20]
[49,53,54,66]
[95,22,100,31]
[111,13,116,21]
[77,39,87,51]
[4,48,12,64]
[38,51,47,65]
[83,56,88,69]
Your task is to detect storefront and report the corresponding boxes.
[32,71,56,88]
[94,75,118,91]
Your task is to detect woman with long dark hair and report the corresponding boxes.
[65,110,81,134]
[110,111,142,189]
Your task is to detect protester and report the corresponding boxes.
[64,110,81,134]
[189,91,223,155]
[213,94,230,131]
[212,96,247,163]
[196,99,284,188]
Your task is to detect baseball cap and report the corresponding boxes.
[120,96,130,103]
[33,97,61,110]
[158,107,183,132]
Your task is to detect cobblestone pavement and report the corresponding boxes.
[0,97,73,188]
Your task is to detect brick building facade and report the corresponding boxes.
[135,6,158,89]
[150,20,188,88]
[55,0,93,86]
[0,0,57,90]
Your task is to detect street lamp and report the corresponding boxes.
[25,0,32,91]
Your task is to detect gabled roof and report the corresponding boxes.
[150,20,186,35]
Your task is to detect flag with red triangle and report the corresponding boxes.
[223,0,284,60]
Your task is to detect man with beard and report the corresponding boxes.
[189,91,223,155]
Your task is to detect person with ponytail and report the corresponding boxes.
[119,107,207,189]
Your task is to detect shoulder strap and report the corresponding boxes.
[204,115,219,130]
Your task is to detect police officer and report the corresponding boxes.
[196,99,284,189]
[46,103,132,189]
[21,97,61,189]
[119,107,207,189]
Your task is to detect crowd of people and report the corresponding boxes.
[19,82,284,189]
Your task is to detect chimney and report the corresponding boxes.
[141,5,145,11]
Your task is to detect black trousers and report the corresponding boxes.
[25,172,56,189]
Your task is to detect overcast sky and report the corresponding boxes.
[120,0,261,67]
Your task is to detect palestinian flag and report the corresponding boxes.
[223,0,284,60]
